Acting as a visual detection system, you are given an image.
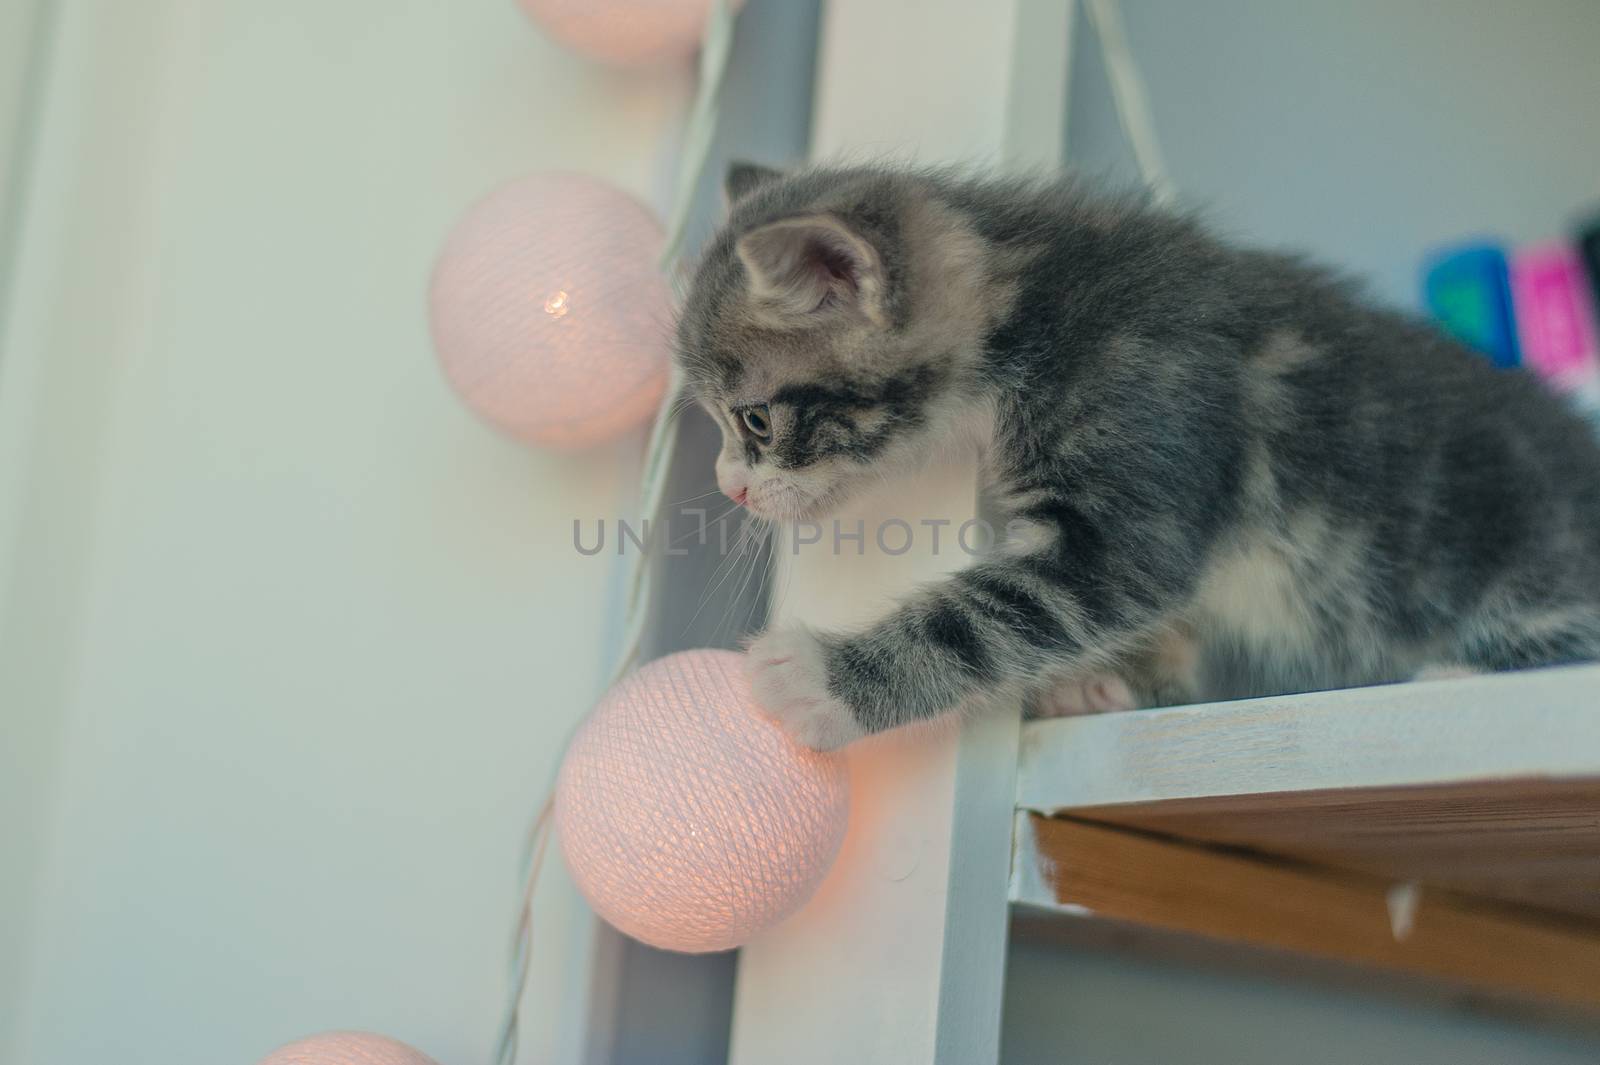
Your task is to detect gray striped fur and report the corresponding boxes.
[675,164,1600,749]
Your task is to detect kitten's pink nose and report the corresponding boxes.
[718,472,749,506]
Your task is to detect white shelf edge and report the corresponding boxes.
[1016,664,1600,813]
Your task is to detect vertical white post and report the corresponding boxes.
[727,4,1073,1064]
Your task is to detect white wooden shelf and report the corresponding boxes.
[1017,665,1600,814]
[1009,665,1600,1016]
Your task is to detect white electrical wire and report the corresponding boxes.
[491,4,737,1063]
[1083,0,1177,207]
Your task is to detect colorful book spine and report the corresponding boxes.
[1422,243,1520,369]
[1510,241,1600,428]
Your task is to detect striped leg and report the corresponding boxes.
[747,548,1185,748]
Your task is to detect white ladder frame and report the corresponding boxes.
[728,4,1074,1063]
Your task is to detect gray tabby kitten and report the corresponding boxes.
[676,162,1600,750]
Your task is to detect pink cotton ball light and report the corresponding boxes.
[429,173,672,450]
[556,649,850,953]
[518,0,742,67]
[255,1031,440,1065]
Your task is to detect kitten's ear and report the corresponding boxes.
[736,215,887,325]
[723,161,782,204]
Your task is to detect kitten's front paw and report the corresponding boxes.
[745,624,866,751]
[1035,671,1137,718]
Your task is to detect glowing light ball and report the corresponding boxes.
[429,173,672,449]
[518,0,742,67]
[556,649,850,953]
[255,1031,440,1065]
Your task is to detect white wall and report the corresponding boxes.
[0,0,49,1043]
[1067,0,1600,307]
[0,0,43,217]
[0,2,691,1062]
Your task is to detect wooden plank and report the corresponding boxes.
[931,707,1023,1065]
[1077,778,1600,921]
[726,467,992,1065]
[811,0,1073,167]
[1000,0,1075,168]
[1017,665,1600,814]
[1011,814,1600,1014]
[0,0,46,253]
[1006,912,1600,1031]
[727,3,1071,1064]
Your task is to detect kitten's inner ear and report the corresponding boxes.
[736,215,886,326]
[723,161,782,204]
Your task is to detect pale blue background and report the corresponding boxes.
[1063,0,1600,307]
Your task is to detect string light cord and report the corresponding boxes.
[491,4,737,1062]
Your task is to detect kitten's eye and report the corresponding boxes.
[741,405,773,442]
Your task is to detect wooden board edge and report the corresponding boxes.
[1010,813,1600,1015]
